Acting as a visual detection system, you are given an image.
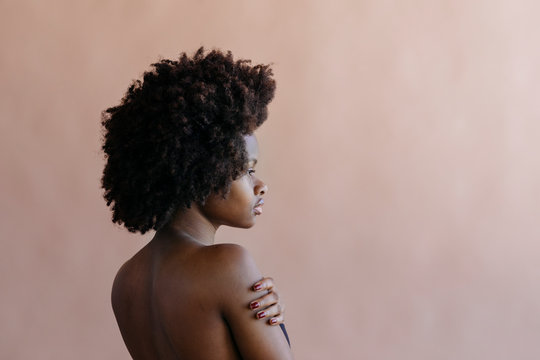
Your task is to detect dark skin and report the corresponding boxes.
[112,135,293,359]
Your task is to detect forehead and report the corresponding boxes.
[244,134,259,161]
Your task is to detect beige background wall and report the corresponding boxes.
[2,1,540,359]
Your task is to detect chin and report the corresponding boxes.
[231,217,256,229]
[239,220,256,229]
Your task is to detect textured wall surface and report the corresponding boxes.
[1,1,540,359]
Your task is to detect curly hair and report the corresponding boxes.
[101,48,275,234]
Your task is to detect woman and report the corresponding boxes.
[101,48,293,359]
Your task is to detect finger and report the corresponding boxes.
[254,303,283,321]
[268,314,284,326]
[252,276,275,292]
[249,290,279,311]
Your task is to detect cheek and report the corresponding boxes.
[202,177,256,227]
[228,177,254,207]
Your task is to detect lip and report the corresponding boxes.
[253,199,264,215]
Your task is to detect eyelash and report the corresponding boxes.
[248,169,256,175]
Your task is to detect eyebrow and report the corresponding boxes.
[248,159,258,166]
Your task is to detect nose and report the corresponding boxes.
[254,180,268,196]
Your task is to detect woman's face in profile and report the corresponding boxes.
[200,134,268,229]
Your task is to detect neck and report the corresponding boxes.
[156,205,219,246]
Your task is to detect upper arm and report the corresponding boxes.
[209,244,293,360]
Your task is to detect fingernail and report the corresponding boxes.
[250,301,260,310]
[270,318,278,325]
[253,283,263,291]
[257,311,266,319]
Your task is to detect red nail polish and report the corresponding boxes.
[270,318,277,325]
[257,311,266,319]
[250,301,260,310]
[253,283,263,291]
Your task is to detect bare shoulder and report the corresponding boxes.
[201,243,263,290]
[112,259,133,288]
[111,249,151,309]
[111,259,131,301]
[203,243,259,272]
[202,244,293,359]
[111,259,134,321]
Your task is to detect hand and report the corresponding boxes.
[249,277,285,326]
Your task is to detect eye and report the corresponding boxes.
[248,168,256,176]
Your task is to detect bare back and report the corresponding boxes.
[111,236,291,360]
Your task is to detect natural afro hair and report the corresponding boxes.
[101,48,275,234]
